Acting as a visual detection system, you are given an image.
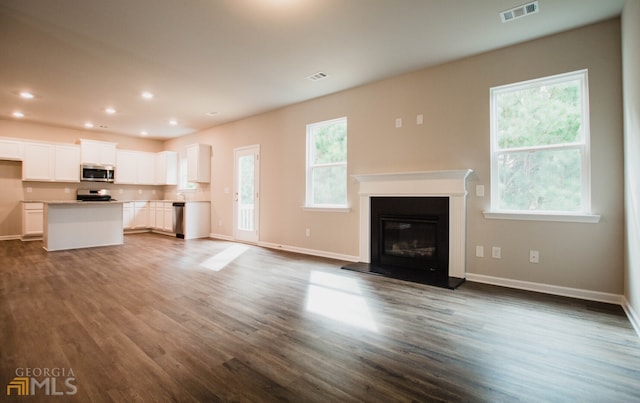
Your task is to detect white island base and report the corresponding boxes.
[44,202,124,251]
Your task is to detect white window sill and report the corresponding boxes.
[302,205,351,213]
[483,211,600,223]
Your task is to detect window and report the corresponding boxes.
[490,70,592,217]
[306,117,347,208]
[178,157,196,191]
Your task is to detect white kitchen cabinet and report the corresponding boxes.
[115,151,137,184]
[123,201,149,229]
[186,144,211,183]
[23,143,54,181]
[122,202,134,229]
[115,150,156,185]
[0,139,23,161]
[133,201,149,228]
[155,204,164,230]
[137,152,155,185]
[183,202,211,239]
[163,202,174,232]
[23,143,80,182]
[23,202,44,237]
[80,139,117,166]
[155,151,178,185]
[148,202,157,228]
[53,145,80,182]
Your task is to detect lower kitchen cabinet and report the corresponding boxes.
[22,202,44,238]
[123,201,150,230]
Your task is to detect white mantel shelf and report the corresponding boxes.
[353,169,473,182]
[354,169,473,279]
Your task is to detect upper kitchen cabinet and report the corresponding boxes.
[23,143,53,181]
[0,139,24,161]
[155,151,178,185]
[80,139,117,166]
[186,144,211,183]
[54,145,81,182]
[23,143,80,182]
[115,150,155,185]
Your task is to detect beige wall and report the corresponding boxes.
[0,160,22,237]
[622,1,640,323]
[169,19,624,294]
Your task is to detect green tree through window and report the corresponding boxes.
[306,117,347,207]
[490,70,591,213]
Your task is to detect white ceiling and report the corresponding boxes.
[0,0,624,139]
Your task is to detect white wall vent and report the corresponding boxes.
[500,1,539,23]
[306,72,328,81]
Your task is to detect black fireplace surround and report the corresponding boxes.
[343,196,464,289]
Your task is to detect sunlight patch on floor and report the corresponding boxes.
[305,271,378,332]
[201,244,249,271]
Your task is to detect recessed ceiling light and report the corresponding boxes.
[206,111,218,116]
[140,130,148,136]
[12,111,24,118]
[105,107,116,114]
[169,119,178,126]
[84,122,94,129]
[141,91,154,100]
[19,91,35,99]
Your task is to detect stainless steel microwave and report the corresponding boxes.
[80,164,115,182]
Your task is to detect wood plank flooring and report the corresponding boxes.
[1,233,639,402]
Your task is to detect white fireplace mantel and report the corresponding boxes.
[353,169,473,279]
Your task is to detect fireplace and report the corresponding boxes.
[371,197,449,281]
[343,170,472,289]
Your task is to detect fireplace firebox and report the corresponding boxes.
[343,196,461,289]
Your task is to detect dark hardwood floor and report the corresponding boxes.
[1,233,639,402]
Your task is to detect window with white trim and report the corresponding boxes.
[178,157,196,191]
[490,70,591,214]
[305,117,347,208]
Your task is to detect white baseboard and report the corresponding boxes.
[465,273,624,305]
[1,235,22,241]
[622,297,640,338]
[258,241,360,263]
[209,233,234,241]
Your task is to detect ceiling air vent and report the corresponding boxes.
[306,72,328,82]
[500,1,539,23]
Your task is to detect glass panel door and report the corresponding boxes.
[233,145,260,243]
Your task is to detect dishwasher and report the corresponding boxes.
[172,202,185,239]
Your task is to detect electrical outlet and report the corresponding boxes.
[476,185,485,197]
[492,246,501,259]
[395,118,402,128]
[305,228,311,237]
[476,245,484,258]
[416,114,424,125]
[529,250,539,264]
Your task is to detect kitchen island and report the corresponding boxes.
[43,201,124,251]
